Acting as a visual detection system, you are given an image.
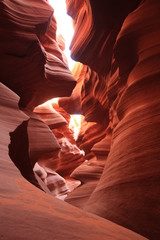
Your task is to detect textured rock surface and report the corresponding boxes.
[66,154,105,208]
[34,103,67,129]
[0,82,146,240]
[66,129,111,208]
[0,0,76,109]
[34,163,69,200]
[27,111,60,167]
[67,0,141,75]
[59,62,86,114]
[56,137,85,177]
[77,120,107,153]
[65,0,160,239]
[1,0,160,239]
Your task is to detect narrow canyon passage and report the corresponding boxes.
[0,0,160,240]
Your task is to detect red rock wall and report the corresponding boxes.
[1,0,160,239]
[0,0,76,109]
[0,0,146,236]
[67,0,141,75]
[65,0,160,239]
[1,84,145,240]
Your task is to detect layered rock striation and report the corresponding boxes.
[64,0,160,239]
[0,0,76,109]
[1,0,160,239]
[1,83,146,240]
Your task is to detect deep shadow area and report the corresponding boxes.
[9,120,42,190]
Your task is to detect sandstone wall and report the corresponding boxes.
[65,0,160,239]
[1,0,159,239]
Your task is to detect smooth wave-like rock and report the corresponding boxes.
[27,112,60,168]
[56,137,85,177]
[63,0,160,239]
[0,83,146,240]
[83,1,160,239]
[59,62,109,123]
[91,130,111,156]
[1,0,160,239]
[59,61,110,154]
[34,101,85,179]
[67,0,141,75]
[59,62,86,114]
[34,103,67,129]
[77,120,107,153]
[66,130,112,208]
[66,154,104,208]
[0,0,76,110]
[34,163,69,200]
[80,67,109,123]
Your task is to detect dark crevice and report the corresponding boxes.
[9,120,43,191]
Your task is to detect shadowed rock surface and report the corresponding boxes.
[1,0,160,239]
[0,0,76,109]
[65,0,160,239]
[0,83,146,240]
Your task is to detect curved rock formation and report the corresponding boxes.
[1,0,160,239]
[0,82,146,240]
[63,0,160,239]
[67,0,141,75]
[34,163,69,200]
[77,120,107,153]
[66,153,104,208]
[68,0,160,239]
[59,62,86,114]
[34,103,67,129]
[56,137,85,177]
[0,0,76,109]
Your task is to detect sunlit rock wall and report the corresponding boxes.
[1,1,145,239]
[65,0,160,239]
[1,0,159,239]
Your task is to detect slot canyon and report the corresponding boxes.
[0,0,160,239]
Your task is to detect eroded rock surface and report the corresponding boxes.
[0,83,146,240]
[0,0,76,109]
[1,0,159,239]
[65,0,160,239]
